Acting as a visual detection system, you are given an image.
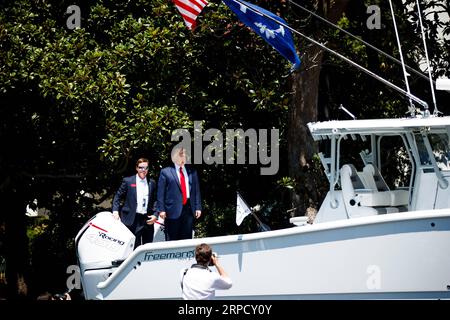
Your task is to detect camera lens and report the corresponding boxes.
[208,252,218,266]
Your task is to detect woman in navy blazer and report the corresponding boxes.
[157,147,202,240]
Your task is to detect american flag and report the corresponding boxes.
[173,0,208,30]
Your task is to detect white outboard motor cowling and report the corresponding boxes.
[75,211,135,299]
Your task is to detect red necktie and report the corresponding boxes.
[180,167,187,205]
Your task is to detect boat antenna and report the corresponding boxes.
[230,0,429,111]
[287,0,434,86]
[415,0,439,116]
[339,104,357,120]
[387,0,422,116]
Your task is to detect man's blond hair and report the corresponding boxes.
[171,146,186,164]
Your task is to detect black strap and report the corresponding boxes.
[181,264,211,291]
[181,268,188,291]
[191,264,211,271]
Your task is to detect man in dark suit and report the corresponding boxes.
[112,158,157,248]
[157,147,202,241]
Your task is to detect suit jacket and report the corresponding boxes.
[156,165,202,220]
[112,175,157,226]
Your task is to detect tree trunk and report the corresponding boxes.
[1,176,30,299]
[288,45,323,219]
[288,0,349,220]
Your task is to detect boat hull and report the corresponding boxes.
[86,210,450,299]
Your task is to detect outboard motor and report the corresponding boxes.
[75,211,135,299]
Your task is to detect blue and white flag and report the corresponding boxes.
[222,0,301,70]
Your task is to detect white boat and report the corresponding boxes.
[75,3,450,300]
[75,114,450,299]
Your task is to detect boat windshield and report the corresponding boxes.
[415,133,450,171]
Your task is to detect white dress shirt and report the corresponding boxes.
[136,174,149,214]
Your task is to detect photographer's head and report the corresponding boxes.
[195,243,212,267]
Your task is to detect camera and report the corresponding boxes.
[52,293,67,300]
[52,288,72,300]
[208,252,218,266]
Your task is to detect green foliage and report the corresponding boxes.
[0,0,296,296]
[3,0,448,297]
[315,0,450,121]
[0,0,291,195]
[277,176,297,190]
[26,217,49,244]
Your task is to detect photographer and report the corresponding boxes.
[36,291,71,300]
[181,243,232,300]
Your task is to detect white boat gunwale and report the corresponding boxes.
[96,208,450,291]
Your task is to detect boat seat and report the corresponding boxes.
[340,164,383,217]
[362,164,409,207]
[340,164,407,218]
[361,164,389,191]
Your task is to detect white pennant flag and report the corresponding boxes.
[236,192,252,226]
[153,217,166,242]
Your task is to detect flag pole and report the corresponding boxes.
[250,210,270,231]
[237,191,270,231]
[251,210,264,225]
